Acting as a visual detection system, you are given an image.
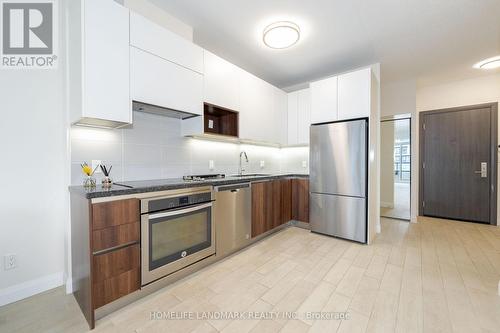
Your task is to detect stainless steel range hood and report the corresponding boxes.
[132,101,198,120]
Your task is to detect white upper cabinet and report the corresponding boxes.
[338,67,371,120]
[287,88,311,145]
[69,0,131,127]
[239,72,274,142]
[131,47,203,116]
[287,91,299,145]
[273,88,288,145]
[203,51,241,111]
[310,76,338,124]
[130,12,203,74]
[297,89,311,144]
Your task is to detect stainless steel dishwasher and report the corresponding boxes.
[214,183,252,257]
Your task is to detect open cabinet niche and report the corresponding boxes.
[204,103,239,137]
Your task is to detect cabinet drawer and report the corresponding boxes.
[93,268,140,309]
[92,199,139,230]
[93,244,140,283]
[92,223,139,253]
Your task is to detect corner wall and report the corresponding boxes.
[0,1,68,306]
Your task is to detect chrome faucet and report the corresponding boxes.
[239,151,249,176]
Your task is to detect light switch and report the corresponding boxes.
[92,160,102,173]
[209,160,214,170]
[302,160,307,168]
[260,160,265,168]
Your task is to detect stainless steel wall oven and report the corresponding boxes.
[140,187,215,285]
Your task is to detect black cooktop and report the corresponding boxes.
[182,174,225,181]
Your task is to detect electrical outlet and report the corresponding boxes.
[92,160,102,173]
[302,160,307,168]
[4,254,16,270]
[260,160,265,168]
[208,160,214,170]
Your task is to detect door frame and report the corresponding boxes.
[419,102,498,225]
[380,115,412,221]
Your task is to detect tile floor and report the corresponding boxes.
[1,217,499,333]
[380,182,411,220]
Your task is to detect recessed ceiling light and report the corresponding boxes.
[473,56,500,70]
[263,21,300,49]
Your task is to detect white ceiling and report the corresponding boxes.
[150,0,500,89]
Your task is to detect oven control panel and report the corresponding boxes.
[147,192,212,213]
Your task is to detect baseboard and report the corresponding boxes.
[380,201,394,208]
[0,272,64,307]
[289,220,311,230]
[66,277,73,294]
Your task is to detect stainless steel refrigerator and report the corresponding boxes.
[310,118,368,243]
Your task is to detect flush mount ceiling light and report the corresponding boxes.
[473,56,500,70]
[263,21,300,49]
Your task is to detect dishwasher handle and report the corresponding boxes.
[215,183,250,192]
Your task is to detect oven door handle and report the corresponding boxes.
[148,202,212,219]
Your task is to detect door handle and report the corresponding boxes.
[474,162,487,178]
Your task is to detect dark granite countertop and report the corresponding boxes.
[69,174,309,199]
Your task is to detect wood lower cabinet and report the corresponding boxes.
[252,179,295,237]
[71,196,140,329]
[292,178,309,223]
[281,179,292,224]
[251,181,271,237]
[92,198,139,230]
[92,244,140,308]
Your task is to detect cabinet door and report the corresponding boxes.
[203,51,241,111]
[287,92,298,145]
[131,47,203,115]
[311,76,338,124]
[297,88,311,144]
[273,88,288,145]
[240,73,273,142]
[281,179,292,224]
[271,180,282,229]
[292,179,310,223]
[130,12,203,74]
[84,0,131,124]
[338,68,371,120]
[251,181,272,237]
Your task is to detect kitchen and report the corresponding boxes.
[1,0,500,332]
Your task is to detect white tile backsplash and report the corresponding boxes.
[70,111,308,185]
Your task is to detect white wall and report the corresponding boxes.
[0,4,68,306]
[416,73,500,112]
[123,0,193,41]
[381,79,416,117]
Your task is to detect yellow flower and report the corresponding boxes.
[82,165,93,176]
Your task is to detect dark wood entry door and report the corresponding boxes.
[420,103,497,224]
